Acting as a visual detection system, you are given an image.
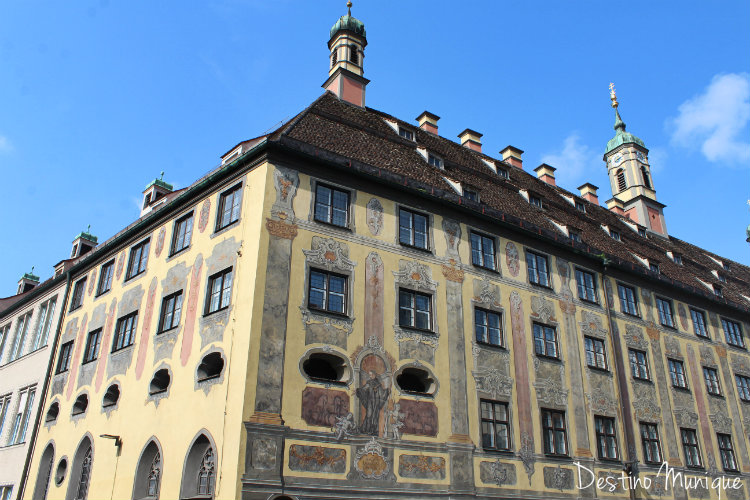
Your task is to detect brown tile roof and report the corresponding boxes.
[276,91,750,313]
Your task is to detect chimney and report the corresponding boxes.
[578,183,600,206]
[606,197,625,216]
[534,164,556,186]
[71,227,98,259]
[458,129,482,153]
[500,146,523,169]
[17,267,40,295]
[141,172,174,216]
[416,111,440,135]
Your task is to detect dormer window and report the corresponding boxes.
[673,253,683,265]
[463,188,479,202]
[349,44,358,64]
[649,262,660,274]
[399,127,414,141]
[610,229,621,241]
[498,168,509,179]
[575,200,586,213]
[529,194,543,208]
[427,153,443,169]
[718,274,727,283]
[638,228,647,237]
[569,230,582,243]
[723,262,731,271]
[714,285,723,298]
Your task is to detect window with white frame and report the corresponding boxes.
[656,297,675,328]
[171,213,194,255]
[575,268,597,302]
[703,367,721,396]
[112,313,137,352]
[314,184,350,228]
[533,323,558,358]
[70,277,87,311]
[398,208,429,250]
[31,298,56,351]
[470,232,496,271]
[584,336,607,370]
[722,318,744,348]
[126,239,150,280]
[399,289,432,331]
[618,284,639,316]
[629,349,649,380]
[526,251,550,287]
[205,268,233,315]
[691,308,708,338]
[668,359,688,388]
[97,260,115,296]
[9,386,36,445]
[216,184,242,231]
[0,394,11,442]
[9,312,32,361]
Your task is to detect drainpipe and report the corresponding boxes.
[16,271,72,500]
[600,261,639,500]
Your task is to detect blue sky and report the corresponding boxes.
[1,1,749,296]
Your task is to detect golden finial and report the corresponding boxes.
[609,82,618,109]
[347,1,352,16]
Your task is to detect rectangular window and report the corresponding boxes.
[97,260,115,296]
[529,193,543,208]
[9,312,32,361]
[308,270,347,315]
[399,127,414,141]
[463,188,479,201]
[216,184,242,231]
[31,298,56,351]
[569,230,582,243]
[158,291,183,333]
[126,239,150,280]
[640,423,662,464]
[575,200,586,212]
[722,318,744,348]
[674,253,683,265]
[668,359,688,388]
[70,277,87,311]
[82,329,102,363]
[470,232,496,271]
[691,308,708,338]
[9,386,35,445]
[541,409,568,456]
[526,251,550,287]
[650,262,660,274]
[718,274,727,283]
[498,168,509,180]
[638,227,647,237]
[399,289,432,331]
[533,323,558,358]
[703,367,721,396]
[681,429,702,468]
[656,297,675,328]
[475,308,502,347]
[205,268,233,315]
[0,324,9,360]
[428,153,443,169]
[314,184,349,228]
[618,284,639,316]
[584,337,607,370]
[170,213,194,255]
[398,208,429,250]
[736,375,750,402]
[480,400,510,451]
[610,229,621,241]
[0,486,13,500]
[575,268,597,302]
[718,434,738,471]
[56,341,74,374]
[629,349,649,380]
[595,416,618,460]
[0,394,11,442]
[112,312,137,352]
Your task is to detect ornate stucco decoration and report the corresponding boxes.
[534,378,569,407]
[505,242,520,277]
[394,328,438,349]
[547,465,571,491]
[673,407,699,427]
[471,343,510,366]
[441,218,462,262]
[271,166,299,220]
[266,219,298,239]
[580,311,608,339]
[585,389,618,417]
[531,296,556,324]
[625,325,649,350]
[473,368,514,399]
[518,432,536,484]
[441,262,464,283]
[710,411,733,434]
[303,236,356,272]
[393,260,438,293]
[353,438,391,480]
[472,277,502,308]
[300,307,355,338]
[490,460,510,486]
[366,198,383,235]
[700,345,718,367]
[663,335,682,358]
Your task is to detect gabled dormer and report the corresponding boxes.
[17,268,40,295]
[71,227,98,259]
[141,172,174,217]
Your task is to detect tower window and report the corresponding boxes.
[349,44,358,65]
[616,169,626,192]
[331,49,337,66]
[641,166,652,189]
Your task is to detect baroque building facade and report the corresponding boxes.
[14,5,750,500]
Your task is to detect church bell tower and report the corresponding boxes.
[323,1,369,107]
[603,84,667,236]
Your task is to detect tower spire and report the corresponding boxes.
[323,1,369,107]
[610,83,626,132]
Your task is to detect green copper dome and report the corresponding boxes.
[605,108,645,154]
[330,4,366,40]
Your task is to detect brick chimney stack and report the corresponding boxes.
[578,183,600,206]
[534,164,556,186]
[458,129,482,152]
[416,111,440,135]
[500,146,523,169]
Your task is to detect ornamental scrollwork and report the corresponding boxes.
[393,260,437,292]
[303,236,356,272]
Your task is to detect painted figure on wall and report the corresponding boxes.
[356,370,390,435]
[384,402,405,440]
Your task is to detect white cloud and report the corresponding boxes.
[0,135,12,152]
[647,146,668,174]
[540,133,601,187]
[669,73,750,165]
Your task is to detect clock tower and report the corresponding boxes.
[603,84,667,236]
